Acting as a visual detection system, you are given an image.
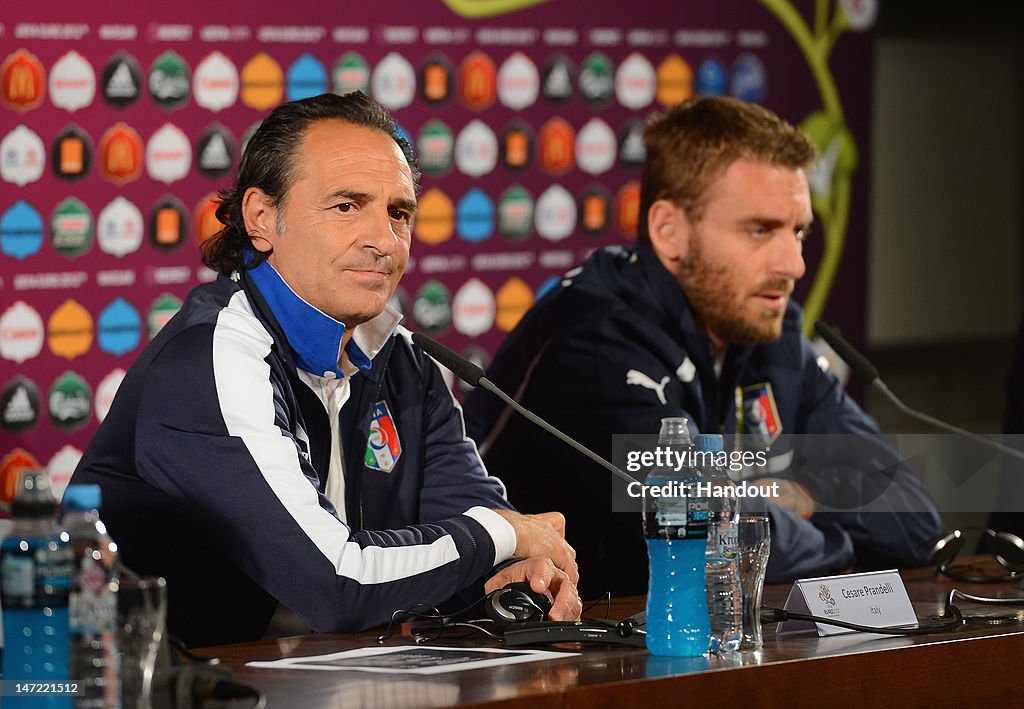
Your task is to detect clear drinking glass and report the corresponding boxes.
[737,515,771,650]
[117,575,167,709]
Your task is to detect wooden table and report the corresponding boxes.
[197,561,1024,708]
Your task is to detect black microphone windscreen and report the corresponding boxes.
[411,332,485,386]
[813,321,880,383]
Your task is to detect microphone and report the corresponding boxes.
[813,321,879,383]
[411,332,639,485]
[814,321,1024,462]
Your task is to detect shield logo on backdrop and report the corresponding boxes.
[740,382,782,444]
[365,401,402,473]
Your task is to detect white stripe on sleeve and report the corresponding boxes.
[212,291,459,584]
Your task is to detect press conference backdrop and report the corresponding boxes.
[0,0,876,499]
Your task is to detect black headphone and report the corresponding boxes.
[375,582,554,644]
[484,582,551,626]
[929,527,1024,583]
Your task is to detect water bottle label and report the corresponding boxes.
[71,553,117,633]
[656,496,687,528]
[716,525,738,560]
[1,555,34,600]
[36,544,74,594]
[70,589,117,634]
[644,488,709,539]
[686,496,709,539]
[2,541,72,608]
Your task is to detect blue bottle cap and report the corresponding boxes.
[62,483,102,511]
[693,433,724,452]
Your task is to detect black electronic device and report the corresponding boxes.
[929,527,1024,583]
[503,613,647,647]
[485,582,552,625]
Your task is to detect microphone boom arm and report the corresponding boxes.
[871,379,1024,462]
[814,320,1024,463]
[410,331,639,485]
[476,378,639,486]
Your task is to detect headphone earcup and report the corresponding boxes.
[929,529,964,567]
[485,588,545,626]
[990,531,1024,570]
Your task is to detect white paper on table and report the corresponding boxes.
[246,645,579,674]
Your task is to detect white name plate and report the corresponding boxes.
[778,569,917,636]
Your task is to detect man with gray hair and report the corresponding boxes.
[73,92,579,646]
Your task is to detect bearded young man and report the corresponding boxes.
[465,96,943,599]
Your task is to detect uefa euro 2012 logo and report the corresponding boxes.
[819,585,837,607]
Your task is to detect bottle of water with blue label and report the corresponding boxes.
[644,417,710,656]
[1,469,74,708]
[697,433,742,653]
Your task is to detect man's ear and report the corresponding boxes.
[241,187,277,253]
[647,199,690,264]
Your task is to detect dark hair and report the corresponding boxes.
[637,96,816,243]
[202,92,421,275]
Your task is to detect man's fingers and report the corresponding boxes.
[549,590,583,622]
[544,569,582,621]
[531,511,567,536]
[520,558,579,622]
[485,557,581,621]
[483,568,512,595]
[536,535,578,585]
[553,550,579,585]
[492,509,577,580]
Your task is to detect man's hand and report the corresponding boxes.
[760,478,816,519]
[485,557,582,621]
[492,509,578,583]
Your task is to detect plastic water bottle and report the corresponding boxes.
[644,417,710,656]
[1,469,74,708]
[697,433,742,653]
[62,484,120,708]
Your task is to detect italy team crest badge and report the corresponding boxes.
[740,382,782,444]
[365,401,402,473]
